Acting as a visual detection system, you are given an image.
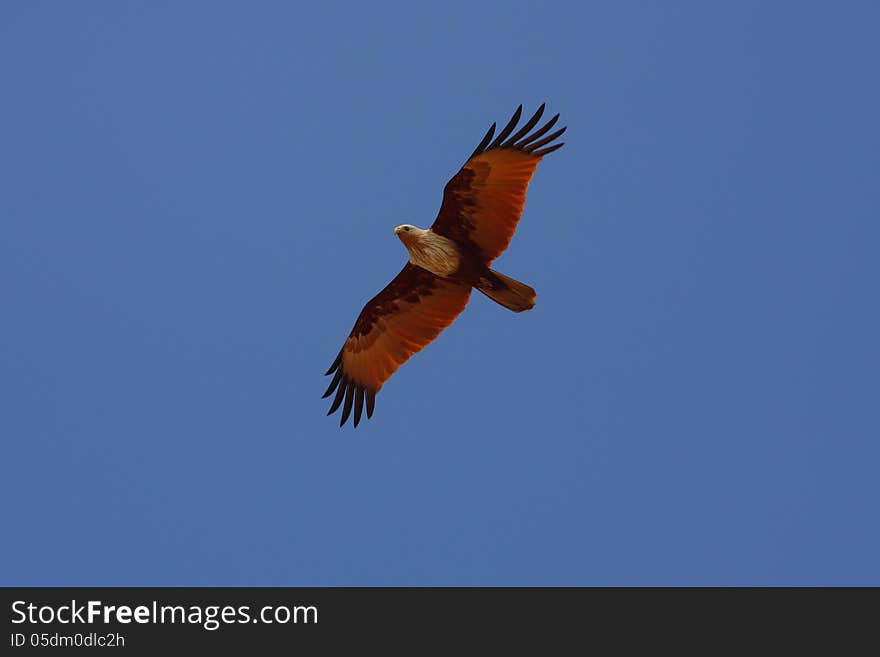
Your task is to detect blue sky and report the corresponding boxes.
[2,1,878,585]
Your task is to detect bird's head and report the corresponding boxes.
[394,224,420,244]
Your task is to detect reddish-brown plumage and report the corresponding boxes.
[433,151,542,264]
[324,105,565,427]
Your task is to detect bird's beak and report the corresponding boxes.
[393,226,402,235]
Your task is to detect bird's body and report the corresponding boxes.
[324,104,566,427]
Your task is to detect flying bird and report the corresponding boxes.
[323,104,565,427]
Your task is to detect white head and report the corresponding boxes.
[392,224,461,276]
[393,224,424,244]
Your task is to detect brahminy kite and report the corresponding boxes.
[323,104,566,427]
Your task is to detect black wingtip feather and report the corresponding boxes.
[327,376,347,415]
[322,367,344,398]
[353,387,364,428]
[502,103,545,147]
[469,122,496,160]
[365,390,375,419]
[488,104,522,149]
[515,113,560,148]
[523,126,567,153]
[339,383,355,427]
[325,351,342,376]
[533,142,565,157]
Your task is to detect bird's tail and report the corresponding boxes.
[476,269,537,313]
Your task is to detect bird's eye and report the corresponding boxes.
[405,227,411,232]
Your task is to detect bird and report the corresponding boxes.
[323,104,565,427]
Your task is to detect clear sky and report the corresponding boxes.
[2,1,878,585]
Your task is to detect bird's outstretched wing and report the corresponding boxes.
[431,104,566,264]
[323,263,471,427]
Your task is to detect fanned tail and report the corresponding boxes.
[476,269,536,312]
